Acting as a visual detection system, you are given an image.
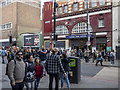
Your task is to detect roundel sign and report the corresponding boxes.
[86,41,91,46]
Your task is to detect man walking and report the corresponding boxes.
[45,49,67,90]
[1,48,7,64]
[7,51,25,90]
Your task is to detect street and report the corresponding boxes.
[0,56,119,89]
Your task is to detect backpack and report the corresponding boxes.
[25,62,35,81]
[5,60,16,75]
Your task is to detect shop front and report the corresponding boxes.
[66,34,94,51]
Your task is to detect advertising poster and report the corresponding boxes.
[24,34,40,47]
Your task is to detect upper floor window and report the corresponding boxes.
[99,0,105,6]
[72,22,87,33]
[2,2,6,7]
[64,5,68,13]
[1,25,6,30]
[6,23,12,29]
[91,0,97,7]
[99,18,104,27]
[84,0,89,9]
[58,7,62,14]
[56,25,69,35]
[73,3,78,11]
[0,23,12,30]
[7,0,11,4]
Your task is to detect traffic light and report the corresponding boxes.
[9,35,12,44]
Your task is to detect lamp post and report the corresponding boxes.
[86,0,90,51]
[53,0,57,47]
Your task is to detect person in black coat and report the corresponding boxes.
[60,53,71,89]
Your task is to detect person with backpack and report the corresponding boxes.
[96,52,103,66]
[7,51,25,90]
[24,55,36,90]
[60,53,71,89]
[1,48,7,64]
[7,50,14,63]
[34,57,43,90]
[110,50,115,65]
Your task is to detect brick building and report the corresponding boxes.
[0,0,42,47]
[44,0,112,52]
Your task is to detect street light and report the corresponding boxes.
[86,0,90,51]
[53,0,58,47]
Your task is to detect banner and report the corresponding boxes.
[44,2,53,34]
[24,34,40,47]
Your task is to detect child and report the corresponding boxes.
[34,57,43,90]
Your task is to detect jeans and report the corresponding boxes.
[111,60,114,64]
[35,75,41,90]
[25,81,35,90]
[61,72,70,88]
[49,73,59,90]
[11,82,24,90]
[42,61,46,76]
[2,55,5,64]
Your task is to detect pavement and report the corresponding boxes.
[0,56,119,90]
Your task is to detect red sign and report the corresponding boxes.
[86,41,91,46]
[44,2,53,34]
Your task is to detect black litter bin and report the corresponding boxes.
[68,56,81,84]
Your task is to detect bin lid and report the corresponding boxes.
[67,56,81,60]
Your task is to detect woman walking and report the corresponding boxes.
[24,55,36,90]
[34,57,43,90]
[60,53,71,89]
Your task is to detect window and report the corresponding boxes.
[73,3,78,11]
[1,25,5,30]
[6,23,12,29]
[58,7,62,14]
[64,5,68,13]
[7,0,11,4]
[91,0,97,7]
[84,0,89,9]
[2,2,6,7]
[56,25,69,35]
[72,22,92,33]
[0,23,12,30]
[99,0,105,6]
[99,19,104,27]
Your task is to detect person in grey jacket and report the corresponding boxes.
[7,51,25,90]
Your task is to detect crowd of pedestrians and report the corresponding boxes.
[0,46,116,90]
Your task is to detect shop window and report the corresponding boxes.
[56,25,69,35]
[64,5,68,13]
[99,19,104,27]
[73,3,78,11]
[58,7,62,14]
